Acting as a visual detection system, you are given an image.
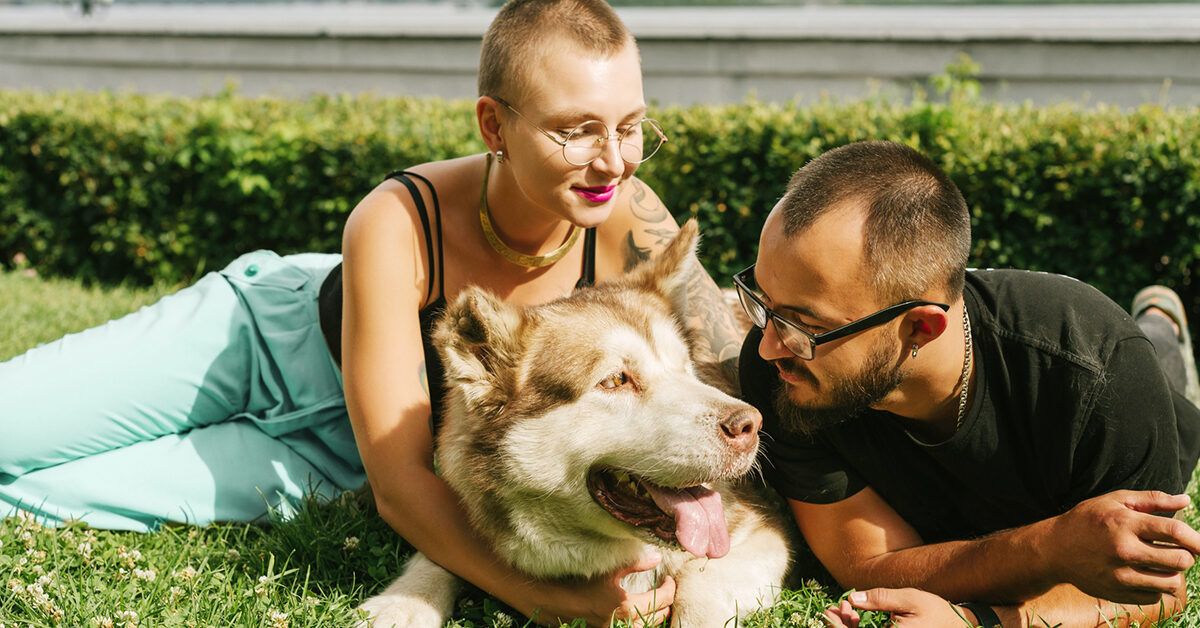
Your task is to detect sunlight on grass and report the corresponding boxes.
[1,269,1198,627]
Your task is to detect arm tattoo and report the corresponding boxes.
[678,255,746,396]
[623,231,653,272]
[645,227,677,247]
[630,179,670,223]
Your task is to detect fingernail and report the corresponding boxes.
[850,591,867,604]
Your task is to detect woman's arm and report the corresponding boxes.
[605,178,747,395]
[340,187,673,627]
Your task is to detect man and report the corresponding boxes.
[736,141,1200,626]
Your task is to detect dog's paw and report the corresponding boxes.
[355,593,447,628]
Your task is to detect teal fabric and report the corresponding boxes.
[0,251,365,531]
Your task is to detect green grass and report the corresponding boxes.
[1,268,1198,627]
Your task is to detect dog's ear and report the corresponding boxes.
[434,286,523,395]
[623,218,700,314]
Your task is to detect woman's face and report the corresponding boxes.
[500,39,647,228]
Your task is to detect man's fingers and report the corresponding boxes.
[1123,541,1196,574]
[821,600,860,628]
[822,608,849,628]
[1136,515,1200,556]
[847,587,915,612]
[1121,490,1190,515]
[1109,566,1183,603]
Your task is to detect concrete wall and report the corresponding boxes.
[2,3,1199,106]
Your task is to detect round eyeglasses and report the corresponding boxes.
[733,264,949,360]
[493,96,668,167]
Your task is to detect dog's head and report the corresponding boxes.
[433,220,762,576]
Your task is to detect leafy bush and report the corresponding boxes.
[1,90,1197,319]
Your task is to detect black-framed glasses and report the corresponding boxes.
[493,96,668,166]
[733,264,949,360]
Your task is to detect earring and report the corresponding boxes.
[495,149,505,164]
[910,344,919,358]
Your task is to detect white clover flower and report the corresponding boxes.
[78,541,94,558]
[268,609,289,628]
[90,617,115,628]
[254,575,271,597]
[175,565,198,580]
[25,582,49,606]
[7,579,22,594]
[115,609,138,626]
[493,612,514,628]
[225,548,241,561]
[342,536,360,551]
[133,568,156,582]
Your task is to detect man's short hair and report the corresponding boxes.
[478,0,633,101]
[778,140,971,303]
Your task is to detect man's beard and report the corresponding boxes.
[773,338,904,436]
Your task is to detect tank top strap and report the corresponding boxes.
[575,227,598,290]
[386,170,445,307]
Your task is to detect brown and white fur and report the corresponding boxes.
[359,221,792,627]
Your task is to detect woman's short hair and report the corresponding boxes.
[778,141,971,304]
[478,0,633,101]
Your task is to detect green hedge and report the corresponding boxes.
[1,90,1198,321]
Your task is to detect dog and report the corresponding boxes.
[359,221,792,627]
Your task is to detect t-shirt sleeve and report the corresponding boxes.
[739,328,867,504]
[1068,336,1187,503]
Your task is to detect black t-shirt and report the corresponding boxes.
[742,269,1200,543]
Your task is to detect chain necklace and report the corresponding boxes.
[479,153,582,269]
[954,308,973,431]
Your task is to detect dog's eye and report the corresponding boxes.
[598,371,630,391]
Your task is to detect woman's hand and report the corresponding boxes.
[515,551,675,627]
[822,588,975,627]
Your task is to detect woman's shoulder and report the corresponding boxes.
[345,154,483,248]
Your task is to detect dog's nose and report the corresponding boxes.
[719,407,762,452]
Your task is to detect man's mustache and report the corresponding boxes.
[774,358,817,385]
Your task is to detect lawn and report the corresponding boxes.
[1,268,1197,627]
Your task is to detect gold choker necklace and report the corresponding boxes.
[479,153,582,268]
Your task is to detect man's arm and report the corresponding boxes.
[825,584,1185,628]
[792,488,1200,609]
[995,582,1185,627]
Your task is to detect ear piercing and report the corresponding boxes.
[911,344,919,358]
[495,149,506,164]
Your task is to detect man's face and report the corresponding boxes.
[753,201,906,433]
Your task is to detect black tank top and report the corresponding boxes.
[317,170,598,435]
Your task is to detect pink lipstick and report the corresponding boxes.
[573,184,617,203]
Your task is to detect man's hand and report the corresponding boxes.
[822,588,975,627]
[1044,490,1200,605]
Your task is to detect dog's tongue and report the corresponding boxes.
[645,484,730,558]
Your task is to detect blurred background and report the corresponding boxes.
[1,0,1198,106]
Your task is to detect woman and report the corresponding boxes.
[0,0,744,624]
